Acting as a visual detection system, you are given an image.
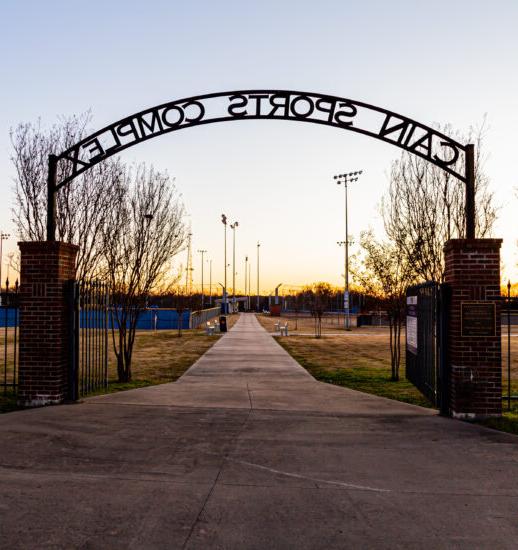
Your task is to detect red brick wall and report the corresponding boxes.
[443,239,502,419]
[18,241,78,407]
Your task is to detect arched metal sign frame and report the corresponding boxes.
[47,89,476,240]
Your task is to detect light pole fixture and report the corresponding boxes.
[275,283,283,305]
[230,220,239,306]
[197,249,207,309]
[0,232,10,293]
[333,170,363,330]
[221,214,228,313]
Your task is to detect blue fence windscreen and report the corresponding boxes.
[1,308,191,330]
[0,308,18,327]
[108,309,191,330]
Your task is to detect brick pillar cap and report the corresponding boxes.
[18,241,79,254]
[444,238,502,253]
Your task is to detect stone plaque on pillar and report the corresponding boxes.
[461,302,496,337]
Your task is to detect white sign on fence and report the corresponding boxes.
[406,316,418,354]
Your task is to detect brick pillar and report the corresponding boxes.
[444,239,502,419]
[18,241,78,407]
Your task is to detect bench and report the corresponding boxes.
[274,322,280,332]
[205,322,215,336]
[279,322,289,336]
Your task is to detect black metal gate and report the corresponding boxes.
[69,280,110,400]
[406,282,449,414]
[1,281,19,395]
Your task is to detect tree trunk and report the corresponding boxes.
[389,317,396,380]
[117,354,131,383]
[390,308,403,382]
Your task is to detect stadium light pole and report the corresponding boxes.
[256,242,260,311]
[230,221,239,308]
[221,214,228,313]
[197,249,207,309]
[333,171,363,330]
[209,258,212,306]
[244,255,248,310]
[218,282,226,312]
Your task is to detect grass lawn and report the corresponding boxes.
[479,386,518,435]
[88,313,240,396]
[0,327,19,413]
[274,330,434,409]
[0,391,18,414]
[259,313,518,435]
[0,314,238,412]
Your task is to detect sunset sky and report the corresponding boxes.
[1,0,517,293]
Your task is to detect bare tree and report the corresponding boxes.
[10,114,124,279]
[101,164,186,382]
[383,123,497,282]
[303,282,333,338]
[290,290,302,330]
[5,252,20,283]
[353,231,415,381]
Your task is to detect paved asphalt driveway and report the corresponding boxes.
[1,313,517,549]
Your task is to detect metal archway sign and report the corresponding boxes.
[47,89,476,240]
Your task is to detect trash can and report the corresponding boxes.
[219,315,227,333]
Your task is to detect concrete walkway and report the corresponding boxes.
[1,313,518,549]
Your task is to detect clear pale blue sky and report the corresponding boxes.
[1,0,517,292]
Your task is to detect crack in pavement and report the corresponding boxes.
[203,452,390,493]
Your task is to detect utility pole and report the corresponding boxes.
[197,249,207,309]
[230,221,239,308]
[0,232,10,293]
[333,171,363,330]
[185,232,193,295]
[256,241,260,311]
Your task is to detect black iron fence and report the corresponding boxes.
[69,280,110,400]
[1,281,19,395]
[406,282,449,413]
[502,283,517,410]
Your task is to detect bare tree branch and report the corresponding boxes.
[383,122,497,282]
[10,114,125,279]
